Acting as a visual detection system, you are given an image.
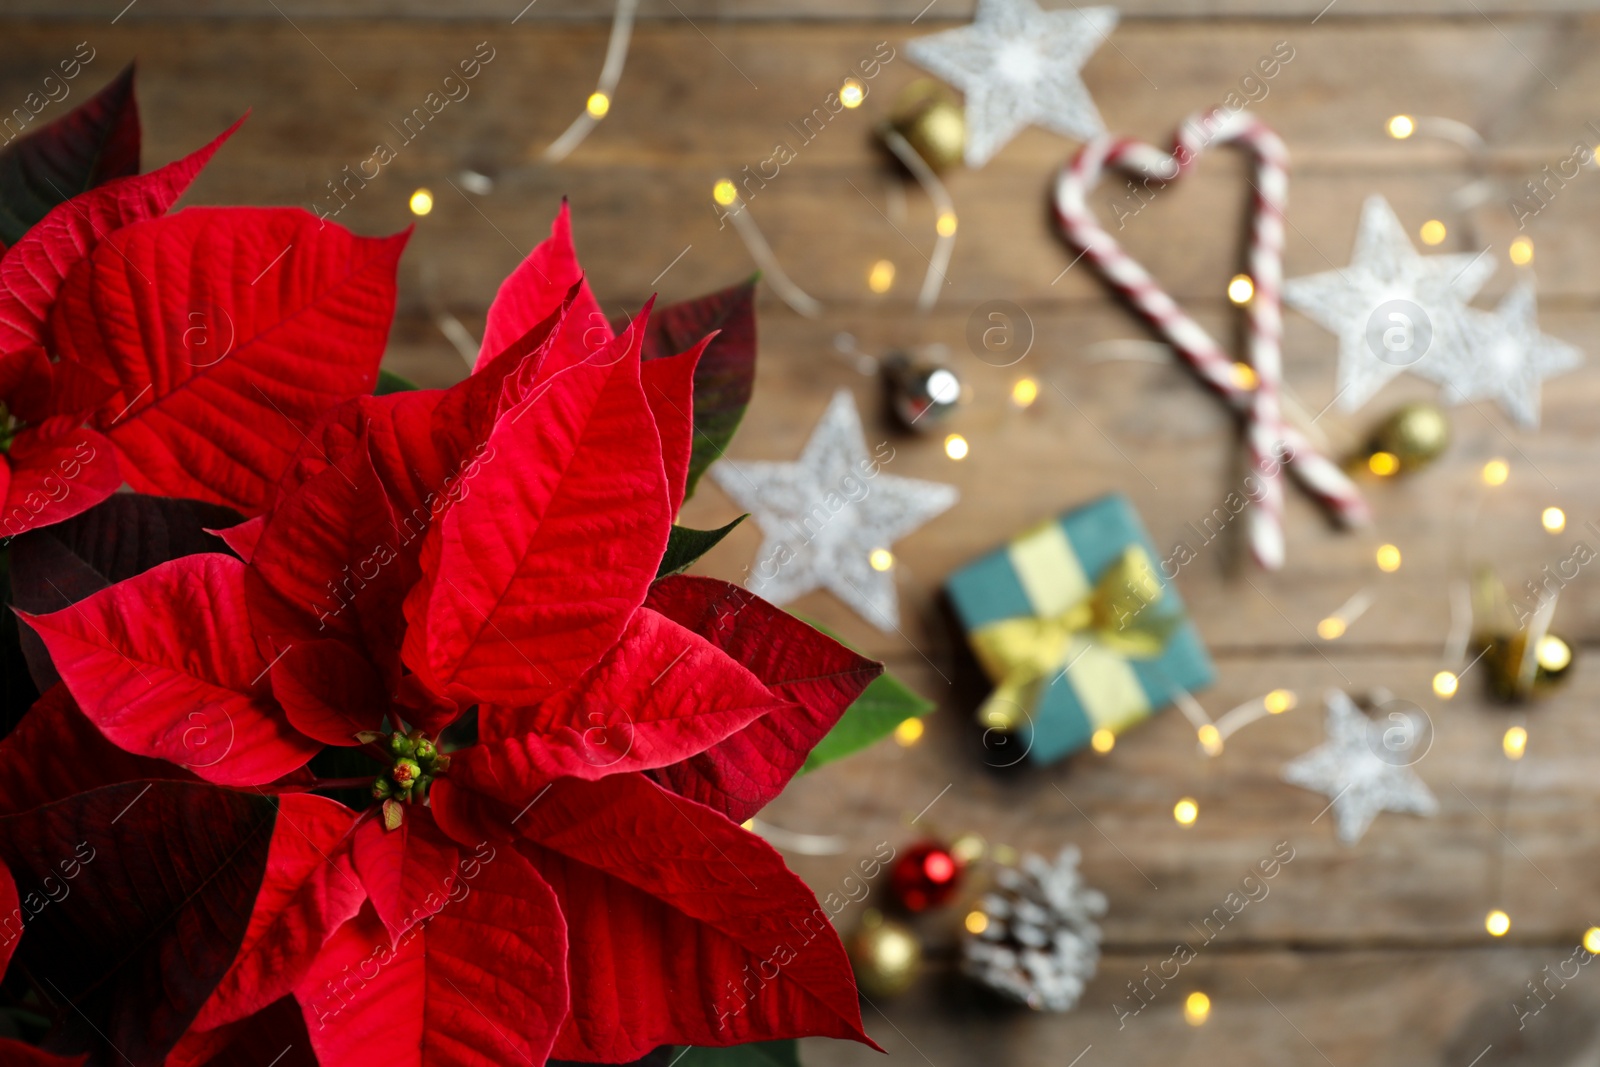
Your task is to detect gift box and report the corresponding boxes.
[945,493,1214,764]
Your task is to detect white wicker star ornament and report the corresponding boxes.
[1453,280,1582,428]
[907,0,1118,168]
[710,389,958,632]
[1284,195,1494,413]
[1282,689,1439,845]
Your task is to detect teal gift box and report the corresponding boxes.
[944,493,1214,765]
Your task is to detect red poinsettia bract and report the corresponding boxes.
[0,104,405,537]
[26,206,881,1066]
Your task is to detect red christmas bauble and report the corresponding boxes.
[889,841,963,912]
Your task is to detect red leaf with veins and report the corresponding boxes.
[191,794,366,1032]
[349,807,460,946]
[431,773,873,1062]
[246,435,410,674]
[0,420,119,537]
[476,200,607,371]
[295,844,568,1067]
[0,115,240,360]
[48,206,406,512]
[644,575,881,821]
[270,639,387,746]
[465,606,790,785]
[402,312,670,707]
[639,336,707,514]
[22,553,320,786]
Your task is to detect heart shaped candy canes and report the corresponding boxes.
[1052,108,1369,570]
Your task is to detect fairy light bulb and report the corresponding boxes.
[1375,544,1401,572]
[1011,377,1039,407]
[1503,726,1528,760]
[1584,927,1600,954]
[943,433,969,460]
[1184,991,1211,1026]
[1173,798,1199,826]
[840,78,865,108]
[1368,451,1400,476]
[1197,723,1222,756]
[965,910,989,934]
[1510,237,1534,265]
[1486,909,1511,937]
[869,547,894,571]
[1227,274,1254,304]
[1264,689,1295,714]
[867,259,895,293]
[1481,459,1509,486]
[713,179,738,206]
[894,717,924,746]
[408,188,434,216]
[585,92,611,118]
[1388,114,1415,139]
[1432,671,1458,698]
[1419,219,1447,245]
[1317,617,1346,640]
[1537,635,1572,672]
[1542,507,1566,533]
[1231,362,1258,390]
[935,212,958,237]
[1090,728,1115,754]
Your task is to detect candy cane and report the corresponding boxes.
[1052,108,1369,570]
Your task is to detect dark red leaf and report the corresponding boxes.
[0,62,140,247]
[48,207,407,512]
[644,576,881,821]
[0,781,275,1065]
[270,640,387,747]
[0,684,191,817]
[167,995,315,1067]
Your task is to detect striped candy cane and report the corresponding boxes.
[1052,109,1369,570]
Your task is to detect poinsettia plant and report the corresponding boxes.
[0,68,889,1067]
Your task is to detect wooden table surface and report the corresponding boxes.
[5,4,1599,1064]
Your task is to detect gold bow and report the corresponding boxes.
[970,546,1177,732]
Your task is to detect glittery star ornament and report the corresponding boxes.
[711,388,958,631]
[1282,689,1438,845]
[906,0,1118,168]
[1285,195,1494,412]
[1453,280,1581,428]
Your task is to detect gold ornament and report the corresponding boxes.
[847,910,922,997]
[887,80,966,174]
[1471,567,1577,701]
[1369,402,1450,472]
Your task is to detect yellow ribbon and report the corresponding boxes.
[971,544,1177,732]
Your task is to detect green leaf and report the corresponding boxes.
[656,515,746,578]
[670,1040,802,1067]
[802,668,935,773]
[375,368,419,394]
[636,278,758,501]
[0,63,141,246]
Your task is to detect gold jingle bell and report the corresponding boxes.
[887,80,966,174]
[847,909,922,997]
[1370,402,1450,473]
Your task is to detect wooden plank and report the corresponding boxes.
[801,946,1600,1066]
[5,2,1599,23]
[773,653,1600,945]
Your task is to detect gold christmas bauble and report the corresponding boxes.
[847,911,922,997]
[1479,630,1576,701]
[888,80,966,173]
[1372,402,1450,471]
